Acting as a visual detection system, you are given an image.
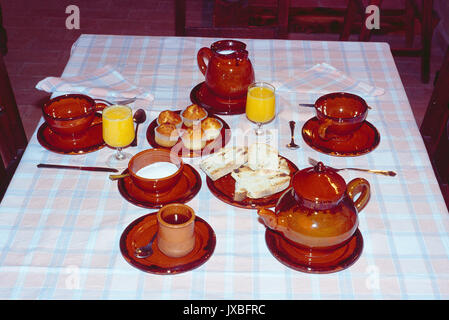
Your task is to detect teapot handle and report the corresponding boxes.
[346,178,370,213]
[197,47,213,76]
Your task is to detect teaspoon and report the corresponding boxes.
[308,157,397,177]
[109,173,129,180]
[286,121,300,149]
[135,231,158,258]
[131,109,146,147]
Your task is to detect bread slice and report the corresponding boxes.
[200,146,248,181]
[231,157,291,201]
[247,143,279,171]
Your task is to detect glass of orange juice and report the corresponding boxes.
[245,82,276,136]
[102,105,135,167]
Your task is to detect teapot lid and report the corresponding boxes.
[292,161,346,209]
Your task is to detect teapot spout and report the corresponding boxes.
[258,208,287,232]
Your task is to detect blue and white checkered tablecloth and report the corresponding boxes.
[0,34,448,299]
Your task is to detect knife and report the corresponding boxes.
[37,163,119,173]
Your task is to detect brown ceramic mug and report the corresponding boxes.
[157,203,195,258]
[43,94,106,136]
[315,92,368,141]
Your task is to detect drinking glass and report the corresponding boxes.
[102,105,135,168]
[245,82,276,136]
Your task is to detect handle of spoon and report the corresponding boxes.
[345,168,397,177]
[131,123,140,147]
[109,173,130,180]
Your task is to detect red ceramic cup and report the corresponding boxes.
[128,148,184,193]
[314,92,369,141]
[42,94,106,136]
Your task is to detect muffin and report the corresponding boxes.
[181,104,208,127]
[201,117,223,141]
[157,110,182,128]
[181,127,206,151]
[155,123,180,147]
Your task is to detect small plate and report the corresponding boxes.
[302,117,380,157]
[37,116,105,155]
[120,212,216,275]
[117,164,201,209]
[146,110,231,158]
[206,156,298,209]
[265,228,363,274]
[190,82,247,115]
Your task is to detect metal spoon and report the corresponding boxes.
[135,231,158,259]
[308,157,397,177]
[95,97,137,106]
[286,121,300,149]
[109,173,129,180]
[131,109,146,147]
[299,103,372,110]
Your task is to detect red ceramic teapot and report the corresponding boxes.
[197,39,255,100]
[258,161,370,250]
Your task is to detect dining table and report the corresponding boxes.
[1,33,449,301]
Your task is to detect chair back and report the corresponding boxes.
[420,46,449,206]
[0,5,27,201]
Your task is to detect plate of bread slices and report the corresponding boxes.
[146,104,231,158]
[200,143,299,209]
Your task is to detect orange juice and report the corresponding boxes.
[102,105,135,147]
[246,85,275,123]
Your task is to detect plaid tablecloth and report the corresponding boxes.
[1,34,448,300]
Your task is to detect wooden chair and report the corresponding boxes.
[0,5,28,202]
[420,46,449,208]
[175,0,290,39]
[339,0,438,83]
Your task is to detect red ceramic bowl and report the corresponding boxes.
[43,94,102,136]
[128,149,184,193]
[314,92,368,139]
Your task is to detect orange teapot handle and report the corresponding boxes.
[197,47,213,76]
[346,178,370,213]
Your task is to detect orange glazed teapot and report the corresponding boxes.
[197,39,254,99]
[258,162,370,251]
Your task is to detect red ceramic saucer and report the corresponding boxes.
[206,156,298,209]
[190,82,247,115]
[120,212,216,274]
[37,115,105,155]
[146,110,231,158]
[117,164,201,209]
[302,117,380,157]
[265,228,363,274]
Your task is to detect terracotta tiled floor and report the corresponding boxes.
[1,0,446,139]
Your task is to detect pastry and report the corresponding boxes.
[199,146,248,181]
[201,117,223,141]
[181,127,206,151]
[155,123,180,147]
[181,104,208,127]
[157,110,182,128]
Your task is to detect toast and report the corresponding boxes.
[247,143,279,171]
[199,146,248,181]
[231,157,291,201]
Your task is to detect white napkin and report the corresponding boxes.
[35,64,154,108]
[273,63,384,97]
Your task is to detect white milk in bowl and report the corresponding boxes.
[136,162,179,179]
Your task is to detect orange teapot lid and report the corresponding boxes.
[292,161,346,210]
